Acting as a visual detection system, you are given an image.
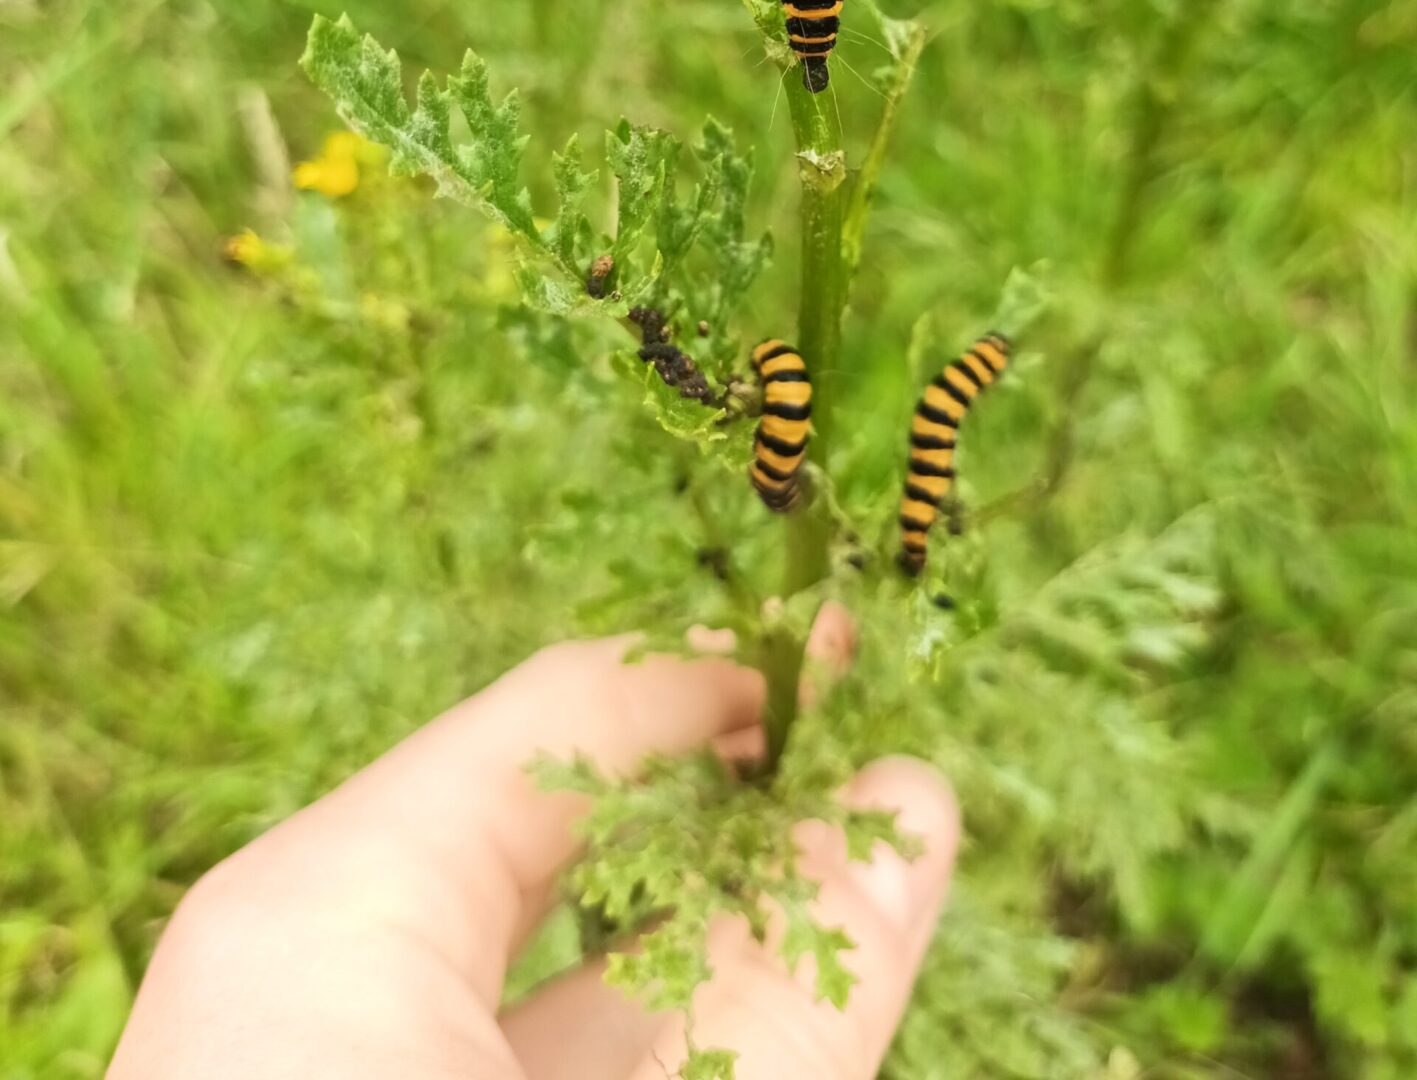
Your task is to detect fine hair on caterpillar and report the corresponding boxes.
[899,333,1011,576]
[782,0,843,93]
[749,340,813,512]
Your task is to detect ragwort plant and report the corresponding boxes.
[6,0,1413,1076]
[291,4,1228,1076]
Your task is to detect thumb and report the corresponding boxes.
[628,757,961,1080]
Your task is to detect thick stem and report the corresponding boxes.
[784,76,848,595]
[842,25,927,277]
[760,76,850,770]
[785,80,848,452]
[759,624,805,768]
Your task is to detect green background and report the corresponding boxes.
[2,1,1415,1076]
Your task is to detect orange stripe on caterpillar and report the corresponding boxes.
[750,340,812,513]
[781,0,844,92]
[898,332,1012,577]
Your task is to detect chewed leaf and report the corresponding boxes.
[515,268,629,318]
[549,135,597,270]
[302,16,767,331]
[606,121,677,292]
[616,353,729,444]
[697,118,774,362]
[448,51,538,237]
[301,16,542,251]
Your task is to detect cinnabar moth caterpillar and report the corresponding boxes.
[782,0,843,94]
[899,332,1011,576]
[750,339,812,512]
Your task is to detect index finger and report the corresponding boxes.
[208,638,765,1006]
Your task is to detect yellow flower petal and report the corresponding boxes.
[323,131,363,161]
[292,157,360,197]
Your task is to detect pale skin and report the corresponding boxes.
[108,605,960,1080]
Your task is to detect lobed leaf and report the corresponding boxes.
[301,16,541,249]
[550,135,597,272]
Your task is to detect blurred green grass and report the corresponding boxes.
[2,0,1415,1076]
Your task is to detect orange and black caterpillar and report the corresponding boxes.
[782,0,843,93]
[899,332,1011,575]
[750,340,813,512]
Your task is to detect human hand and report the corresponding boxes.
[108,607,960,1080]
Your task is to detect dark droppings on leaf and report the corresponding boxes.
[697,320,710,338]
[639,342,711,401]
[628,306,714,403]
[933,593,957,611]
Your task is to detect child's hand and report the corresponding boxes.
[109,606,959,1080]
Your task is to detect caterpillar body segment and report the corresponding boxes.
[782,0,843,93]
[750,340,813,512]
[899,333,1011,576]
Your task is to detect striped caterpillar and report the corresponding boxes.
[782,0,843,94]
[899,333,1011,575]
[749,340,813,512]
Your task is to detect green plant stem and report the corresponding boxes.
[759,623,805,768]
[842,24,927,277]
[758,76,851,770]
[786,81,848,453]
[783,78,848,597]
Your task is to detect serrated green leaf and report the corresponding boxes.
[606,121,678,294]
[302,16,767,341]
[301,16,555,266]
[682,1048,739,1080]
[448,50,537,238]
[696,119,773,347]
[606,921,712,1011]
[657,136,723,266]
[842,807,917,862]
[549,134,597,271]
[781,897,857,1008]
[611,351,729,444]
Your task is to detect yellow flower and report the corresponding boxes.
[292,131,381,198]
[223,229,291,273]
